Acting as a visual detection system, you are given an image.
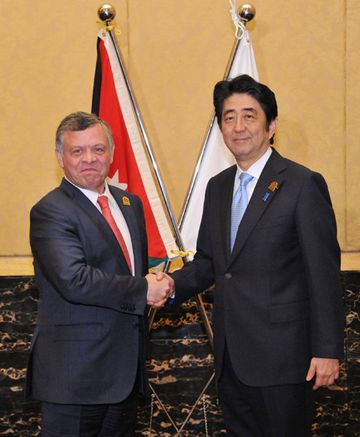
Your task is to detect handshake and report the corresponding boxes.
[146,272,174,308]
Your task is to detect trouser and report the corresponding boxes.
[41,388,138,437]
[218,347,314,437]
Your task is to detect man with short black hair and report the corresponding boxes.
[166,75,343,436]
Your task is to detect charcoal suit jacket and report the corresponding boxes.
[27,178,149,404]
[172,148,344,387]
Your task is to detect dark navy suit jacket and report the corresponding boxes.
[27,178,149,404]
[172,149,344,387]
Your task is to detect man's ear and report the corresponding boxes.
[268,118,277,140]
[56,150,64,168]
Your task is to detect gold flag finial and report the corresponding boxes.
[238,4,256,23]
[98,4,116,25]
[97,4,120,34]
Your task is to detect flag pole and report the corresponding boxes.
[97,5,214,345]
[97,5,183,251]
[178,4,256,231]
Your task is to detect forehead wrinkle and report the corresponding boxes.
[241,107,257,113]
[222,108,236,116]
[222,107,257,116]
[66,142,107,148]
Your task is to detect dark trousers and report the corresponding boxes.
[218,348,314,437]
[41,389,138,437]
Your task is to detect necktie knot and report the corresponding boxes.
[97,195,109,211]
[239,172,253,188]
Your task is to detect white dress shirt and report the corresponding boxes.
[233,147,273,201]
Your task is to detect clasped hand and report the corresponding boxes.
[146,272,174,308]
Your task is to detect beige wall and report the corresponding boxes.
[0,0,359,274]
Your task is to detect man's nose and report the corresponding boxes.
[83,148,96,162]
[234,117,245,131]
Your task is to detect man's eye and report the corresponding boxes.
[95,147,105,153]
[71,149,82,155]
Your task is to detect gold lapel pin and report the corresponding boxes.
[122,196,130,206]
[268,181,279,192]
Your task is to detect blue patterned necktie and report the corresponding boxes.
[230,172,254,251]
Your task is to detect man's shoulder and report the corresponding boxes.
[271,149,319,179]
[282,156,312,174]
[32,185,65,209]
[29,185,74,224]
[31,179,85,215]
[210,165,237,185]
[270,150,330,199]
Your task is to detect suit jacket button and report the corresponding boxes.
[225,272,232,279]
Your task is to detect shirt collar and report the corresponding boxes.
[235,147,272,181]
[64,177,110,207]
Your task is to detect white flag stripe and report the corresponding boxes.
[180,31,258,256]
[229,33,258,80]
[100,31,178,257]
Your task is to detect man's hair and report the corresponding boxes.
[213,74,278,144]
[55,111,114,154]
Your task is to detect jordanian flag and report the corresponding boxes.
[92,29,178,266]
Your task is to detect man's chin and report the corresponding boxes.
[75,176,105,192]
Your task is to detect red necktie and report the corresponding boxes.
[97,195,132,272]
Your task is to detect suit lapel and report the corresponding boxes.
[60,179,133,274]
[219,166,238,262]
[110,187,143,276]
[228,150,286,266]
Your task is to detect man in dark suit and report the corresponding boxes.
[165,75,344,436]
[27,112,172,436]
